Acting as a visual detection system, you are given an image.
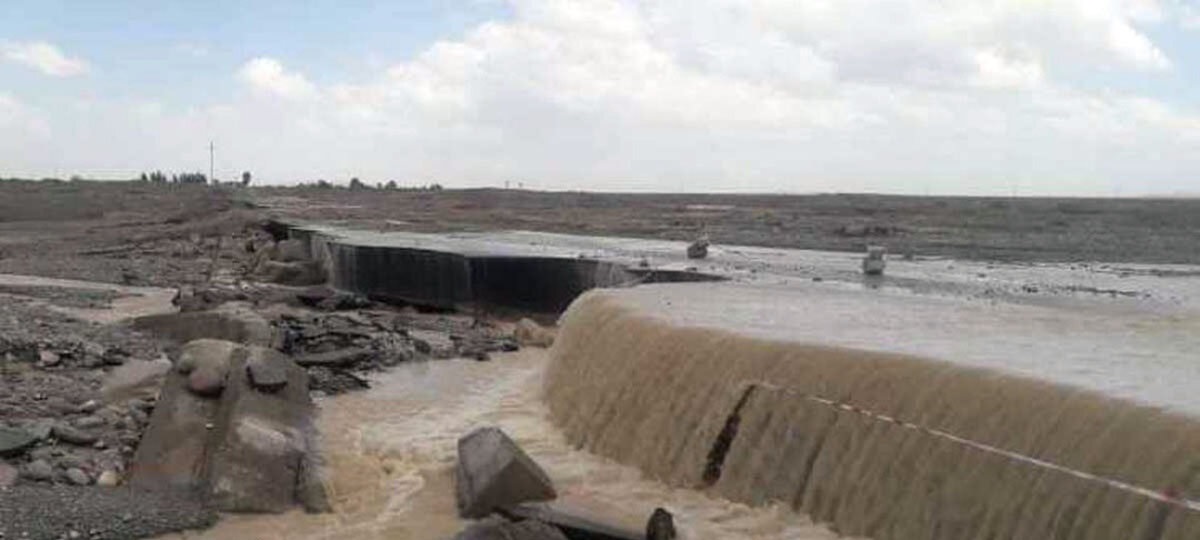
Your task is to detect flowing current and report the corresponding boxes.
[166,349,846,539]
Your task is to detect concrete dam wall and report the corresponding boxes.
[544,291,1200,540]
[285,224,642,313]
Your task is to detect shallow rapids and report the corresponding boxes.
[167,350,844,540]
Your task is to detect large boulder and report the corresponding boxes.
[133,303,273,346]
[456,427,557,519]
[129,339,325,513]
[205,346,314,512]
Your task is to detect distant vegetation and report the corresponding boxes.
[297,178,444,191]
[138,171,209,184]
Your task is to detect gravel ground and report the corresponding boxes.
[0,484,216,540]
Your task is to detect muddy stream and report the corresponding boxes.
[166,350,842,540]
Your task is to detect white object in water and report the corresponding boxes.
[862,246,886,275]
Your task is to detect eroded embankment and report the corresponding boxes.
[544,291,1200,539]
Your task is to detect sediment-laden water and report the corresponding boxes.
[170,350,844,539]
[545,289,1200,540]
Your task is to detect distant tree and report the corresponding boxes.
[349,177,365,190]
[316,179,332,189]
[385,180,398,190]
[241,171,252,187]
[429,183,444,191]
[139,172,149,182]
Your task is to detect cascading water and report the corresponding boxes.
[543,289,1200,539]
[168,350,845,540]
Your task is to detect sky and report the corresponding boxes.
[1,0,1199,195]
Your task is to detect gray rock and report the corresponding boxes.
[0,427,38,458]
[454,518,569,540]
[76,400,102,414]
[38,349,61,367]
[0,460,17,487]
[74,415,106,429]
[456,427,557,519]
[646,508,677,540]
[505,501,643,540]
[21,459,54,482]
[53,424,99,446]
[293,347,373,368]
[187,367,227,396]
[64,467,91,485]
[178,339,237,397]
[245,349,290,392]
[25,421,53,441]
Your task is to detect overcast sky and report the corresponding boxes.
[2,0,1199,195]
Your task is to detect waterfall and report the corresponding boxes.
[544,290,1200,539]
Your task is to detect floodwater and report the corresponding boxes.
[611,279,1200,416]
[168,350,846,540]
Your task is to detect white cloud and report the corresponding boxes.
[2,0,1198,195]
[2,41,88,77]
[237,57,317,101]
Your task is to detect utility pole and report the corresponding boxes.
[209,141,215,184]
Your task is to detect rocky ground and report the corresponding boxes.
[0,180,547,539]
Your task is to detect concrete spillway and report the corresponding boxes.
[286,223,719,313]
[282,221,1200,538]
[545,286,1200,540]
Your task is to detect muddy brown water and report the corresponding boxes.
[165,351,845,540]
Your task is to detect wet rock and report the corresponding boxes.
[0,460,17,487]
[64,467,91,485]
[504,501,643,540]
[305,367,369,395]
[862,245,887,276]
[646,508,677,540]
[514,319,555,348]
[456,427,557,519]
[53,424,99,446]
[21,459,54,482]
[245,348,290,393]
[686,236,710,259]
[0,426,38,458]
[293,347,373,368]
[454,518,569,540]
[131,340,322,513]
